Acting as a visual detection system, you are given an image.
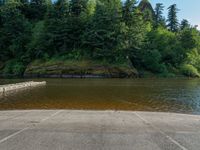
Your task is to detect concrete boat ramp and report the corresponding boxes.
[0,81,46,94]
[0,110,200,150]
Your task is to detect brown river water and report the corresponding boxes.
[1,78,200,114]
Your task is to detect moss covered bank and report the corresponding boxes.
[22,59,138,78]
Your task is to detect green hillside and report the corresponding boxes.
[0,0,200,78]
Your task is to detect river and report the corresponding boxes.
[0,78,200,114]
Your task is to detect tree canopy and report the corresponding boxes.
[0,0,200,77]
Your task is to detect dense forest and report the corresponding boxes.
[0,0,200,78]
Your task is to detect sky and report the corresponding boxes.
[144,0,200,29]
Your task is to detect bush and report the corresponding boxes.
[181,64,200,77]
[143,50,167,73]
[3,60,25,76]
[3,61,13,75]
[66,50,82,60]
[51,50,82,61]
[185,49,200,70]
[12,63,26,76]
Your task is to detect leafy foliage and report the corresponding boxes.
[180,19,190,30]
[142,49,167,73]
[181,64,200,77]
[3,59,26,76]
[0,0,200,77]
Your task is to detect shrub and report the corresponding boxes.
[66,50,82,60]
[3,60,25,76]
[185,49,200,70]
[3,61,13,75]
[181,64,200,77]
[12,63,26,76]
[143,50,167,73]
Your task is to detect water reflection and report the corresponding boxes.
[0,78,200,114]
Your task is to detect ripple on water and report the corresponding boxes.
[0,78,200,114]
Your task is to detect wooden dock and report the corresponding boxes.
[0,81,46,94]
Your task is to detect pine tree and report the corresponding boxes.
[19,0,30,18]
[83,0,123,61]
[0,0,31,61]
[167,4,179,32]
[0,0,4,28]
[122,0,136,25]
[154,3,165,27]
[29,0,51,20]
[122,0,146,65]
[125,8,147,67]
[180,19,190,30]
[54,0,69,18]
[28,0,69,58]
[20,0,29,4]
[69,0,87,17]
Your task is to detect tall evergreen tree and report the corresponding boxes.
[58,0,87,50]
[167,4,179,32]
[54,0,69,18]
[0,0,4,28]
[19,0,30,18]
[154,3,165,27]
[20,0,29,4]
[83,0,124,61]
[180,19,190,30]
[122,0,136,25]
[30,0,89,57]
[0,0,31,61]
[122,0,146,66]
[69,0,87,17]
[28,0,69,58]
[29,0,51,20]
